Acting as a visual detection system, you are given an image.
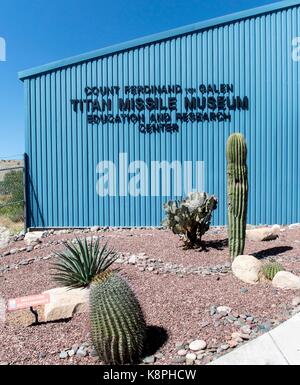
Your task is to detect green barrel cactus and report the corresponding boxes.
[90,271,146,364]
[52,237,146,364]
[261,261,284,281]
[226,133,248,260]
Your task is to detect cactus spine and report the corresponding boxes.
[226,133,248,260]
[90,271,146,364]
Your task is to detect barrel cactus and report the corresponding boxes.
[52,237,146,364]
[261,261,284,281]
[226,133,248,260]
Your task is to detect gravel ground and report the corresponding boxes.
[0,226,300,365]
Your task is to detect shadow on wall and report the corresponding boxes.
[24,153,45,228]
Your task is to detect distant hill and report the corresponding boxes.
[0,160,23,182]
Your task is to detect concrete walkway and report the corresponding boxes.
[210,312,300,365]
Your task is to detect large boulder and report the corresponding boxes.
[272,271,300,290]
[246,227,279,242]
[232,255,262,284]
[24,231,46,246]
[43,287,89,322]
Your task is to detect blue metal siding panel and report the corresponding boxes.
[25,4,300,228]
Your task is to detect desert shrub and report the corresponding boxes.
[52,238,146,364]
[0,170,24,222]
[261,261,284,281]
[162,192,218,248]
[0,205,23,223]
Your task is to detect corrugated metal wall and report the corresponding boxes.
[24,3,300,228]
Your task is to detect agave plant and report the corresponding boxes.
[52,238,118,288]
[52,237,146,364]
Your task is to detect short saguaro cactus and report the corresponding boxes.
[226,133,248,260]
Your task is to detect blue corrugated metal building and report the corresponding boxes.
[19,0,300,229]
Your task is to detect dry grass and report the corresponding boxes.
[0,216,23,234]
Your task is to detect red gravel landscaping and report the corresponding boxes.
[0,226,300,365]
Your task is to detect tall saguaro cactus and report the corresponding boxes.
[226,133,248,260]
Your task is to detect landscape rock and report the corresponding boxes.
[227,340,239,348]
[76,348,87,358]
[70,344,78,354]
[232,255,262,284]
[272,224,281,231]
[175,342,185,350]
[240,333,250,340]
[172,356,186,364]
[91,226,100,232]
[43,287,89,322]
[0,227,10,249]
[177,349,187,356]
[59,351,68,359]
[143,355,156,364]
[240,325,251,334]
[24,231,45,246]
[217,306,231,315]
[288,223,300,229]
[246,227,279,242]
[272,271,300,290]
[210,305,217,316]
[292,296,300,307]
[189,340,207,351]
[220,344,229,351]
[128,255,137,265]
[186,353,196,361]
[67,349,75,357]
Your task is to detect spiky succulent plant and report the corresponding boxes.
[52,237,146,364]
[261,261,284,281]
[52,237,118,288]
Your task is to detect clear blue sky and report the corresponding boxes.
[0,0,280,159]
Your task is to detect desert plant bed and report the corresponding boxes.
[0,225,300,365]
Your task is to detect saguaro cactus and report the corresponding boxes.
[226,133,248,260]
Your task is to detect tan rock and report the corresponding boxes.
[292,297,300,307]
[246,227,279,242]
[24,231,45,245]
[232,255,262,284]
[43,287,89,322]
[272,271,300,290]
